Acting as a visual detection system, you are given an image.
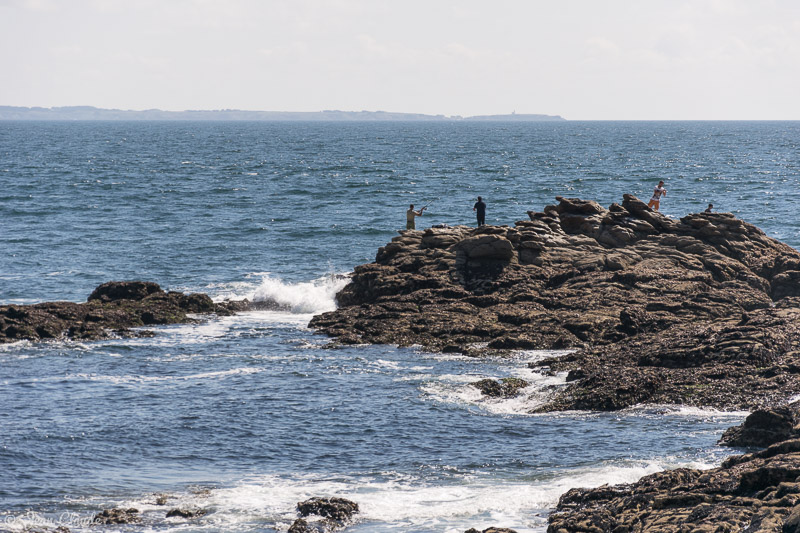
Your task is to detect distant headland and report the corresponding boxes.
[0,106,565,122]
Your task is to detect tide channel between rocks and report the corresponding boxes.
[309,195,800,412]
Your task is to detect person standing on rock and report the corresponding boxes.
[705,203,714,213]
[473,196,486,226]
[647,181,667,211]
[406,204,425,230]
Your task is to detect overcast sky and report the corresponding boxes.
[2,0,799,119]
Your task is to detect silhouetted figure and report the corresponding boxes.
[473,196,486,226]
[705,203,713,213]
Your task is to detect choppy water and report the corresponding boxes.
[1,121,799,532]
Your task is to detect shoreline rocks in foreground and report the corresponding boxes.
[310,195,800,412]
[0,281,246,344]
[548,402,800,532]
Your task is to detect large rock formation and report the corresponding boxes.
[310,195,800,411]
[0,281,240,343]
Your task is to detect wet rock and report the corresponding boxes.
[93,508,141,524]
[165,507,206,518]
[472,378,529,398]
[546,434,800,533]
[288,518,340,533]
[0,281,241,344]
[87,281,162,302]
[290,497,359,533]
[297,497,359,521]
[311,196,800,412]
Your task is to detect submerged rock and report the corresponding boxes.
[310,196,800,412]
[165,507,206,519]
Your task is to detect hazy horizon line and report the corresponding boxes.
[2,105,799,121]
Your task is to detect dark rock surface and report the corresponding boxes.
[472,378,529,398]
[297,497,359,521]
[0,281,243,344]
[289,497,359,533]
[93,508,141,524]
[720,401,800,448]
[545,403,800,532]
[310,196,800,411]
[548,433,800,531]
[165,507,206,519]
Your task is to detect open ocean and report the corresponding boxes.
[1,120,799,532]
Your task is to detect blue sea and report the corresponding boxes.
[1,121,799,532]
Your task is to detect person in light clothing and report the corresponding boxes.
[647,181,667,211]
[406,204,425,230]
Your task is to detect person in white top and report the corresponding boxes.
[647,181,667,211]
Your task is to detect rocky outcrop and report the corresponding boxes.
[548,404,800,532]
[93,508,141,524]
[720,402,800,448]
[288,497,359,533]
[0,281,241,343]
[311,196,800,412]
[472,378,529,398]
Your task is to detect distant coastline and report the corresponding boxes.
[0,105,565,122]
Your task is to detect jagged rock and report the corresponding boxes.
[93,508,141,524]
[311,196,800,412]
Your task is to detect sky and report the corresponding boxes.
[1,0,800,120]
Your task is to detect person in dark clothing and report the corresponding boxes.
[473,196,486,226]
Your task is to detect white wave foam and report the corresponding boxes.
[59,367,261,385]
[211,273,349,315]
[252,274,349,314]
[420,366,568,415]
[628,404,751,419]
[98,458,723,533]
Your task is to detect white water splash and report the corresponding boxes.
[76,457,722,533]
[211,272,349,315]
